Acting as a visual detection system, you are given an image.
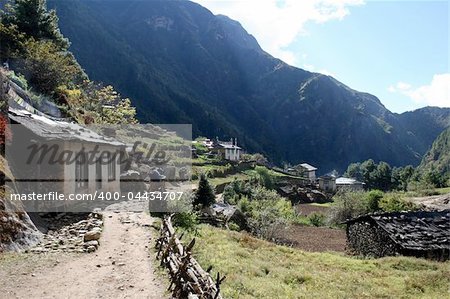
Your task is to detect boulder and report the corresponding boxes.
[83,228,101,242]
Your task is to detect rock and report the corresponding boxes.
[83,240,99,248]
[83,229,101,242]
[86,246,96,253]
[31,247,44,253]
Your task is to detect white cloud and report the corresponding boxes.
[302,64,337,77]
[193,0,364,65]
[388,74,450,107]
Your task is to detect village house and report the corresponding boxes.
[345,210,450,261]
[7,106,124,210]
[318,175,336,193]
[286,163,317,181]
[336,177,365,191]
[210,138,241,161]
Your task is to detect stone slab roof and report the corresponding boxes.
[346,210,450,251]
[8,107,124,147]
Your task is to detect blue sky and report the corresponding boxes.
[194,0,449,113]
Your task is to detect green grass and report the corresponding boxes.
[308,202,332,208]
[209,173,250,186]
[185,225,450,299]
[390,187,450,199]
[435,187,450,195]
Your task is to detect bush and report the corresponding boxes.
[17,39,82,96]
[7,71,28,90]
[227,221,241,232]
[366,190,384,212]
[223,184,237,205]
[379,194,417,212]
[172,212,199,233]
[245,198,294,240]
[328,191,369,225]
[167,191,198,233]
[237,186,295,240]
[308,212,326,227]
[254,166,275,189]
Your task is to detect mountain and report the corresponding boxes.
[397,107,450,155]
[418,127,450,178]
[47,0,450,173]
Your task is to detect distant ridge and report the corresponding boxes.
[48,0,450,172]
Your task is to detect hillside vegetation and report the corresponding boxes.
[0,0,137,125]
[418,128,450,184]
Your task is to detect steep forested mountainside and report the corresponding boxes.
[48,0,450,172]
[418,127,450,177]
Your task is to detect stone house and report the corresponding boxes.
[318,175,336,193]
[7,107,124,211]
[336,177,365,191]
[345,210,450,261]
[287,163,317,181]
[211,138,241,161]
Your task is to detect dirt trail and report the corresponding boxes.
[0,212,166,299]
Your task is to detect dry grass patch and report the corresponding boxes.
[186,225,450,299]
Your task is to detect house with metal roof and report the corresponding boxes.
[285,163,318,181]
[336,177,365,191]
[211,138,242,161]
[345,210,450,261]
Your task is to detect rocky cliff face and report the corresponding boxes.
[1,71,41,252]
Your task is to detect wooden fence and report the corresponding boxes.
[156,216,225,299]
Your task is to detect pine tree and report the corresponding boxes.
[1,0,69,49]
[194,173,216,208]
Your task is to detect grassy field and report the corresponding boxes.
[186,225,450,299]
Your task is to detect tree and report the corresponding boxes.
[15,39,81,95]
[0,23,27,60]
[375,161,392,191]
[194,173,215,208]
[423,168,446,188]
[361,159,377,189]
[392,165,415,191]
[1,0,69,49]
[345,162,363,182]
[58,80,137,124]
[254,166,274,189]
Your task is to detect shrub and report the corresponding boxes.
[237,186,295,240]
[366,190,384,212]
[7,71,28,90]
[245,198,294,240]
[227,221,241,232]
[17,39,82,96]
[328,191,369,225]
[379,194,417,212]
[308,212,326,227]
[172,212,199,233]
[254,166,275,189]
[223,184,237,205]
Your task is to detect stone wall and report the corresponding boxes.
[346,220,400,257]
